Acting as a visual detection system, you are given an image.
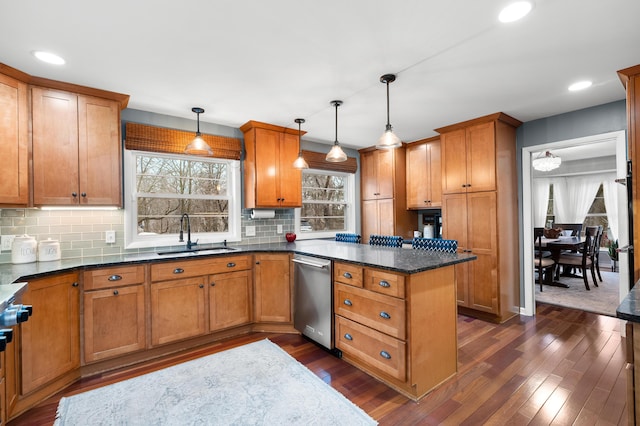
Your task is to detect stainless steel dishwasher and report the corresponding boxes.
[292,254,333,350]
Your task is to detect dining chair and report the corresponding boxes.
[556,225,599,290]
[534,227,555,292]
[593,225,604,282]
[368,234,403,248]
[411,237,458,253]
[335,233,362,244]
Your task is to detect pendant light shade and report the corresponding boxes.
[292,118,309,169]
[184,107,214,156]
[532,151,562,171]
[326,100,348,162]
[376,74,402,150]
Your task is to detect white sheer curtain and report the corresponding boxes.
[602,172,619,241]
[532,178,551,227]
[552,175,602,224]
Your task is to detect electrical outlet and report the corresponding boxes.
[246,226,256,237]
[1,235,16,251]
[105,230,116,244]
[277,224,283,234]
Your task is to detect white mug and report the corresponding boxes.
[413,231,421,238]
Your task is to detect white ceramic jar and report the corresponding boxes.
[38,238,61,262]
[11,235,37,264]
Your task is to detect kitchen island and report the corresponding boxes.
[617,286,640,424]
[0,240,475,418]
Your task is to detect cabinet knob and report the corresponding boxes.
[173,268,184,274]
[108,274,122,281]
[380,351,392,360]
[211,282,215,287]
[81,192,87,197]
[72,192,78,197]
[378,280,390,288]
[113,290,119,296]
[199,284,204,288]
[72,282,79,287]
[227,262,236,268]
[343,299,353,307]
[379,311,391,320]
[344,333,353,341]
[255,261,260,265]
[343,272,352,279]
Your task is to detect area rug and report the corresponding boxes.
[54,339,377,426]
[535,270,620,317]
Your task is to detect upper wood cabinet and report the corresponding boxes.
[241,120,302,208]
[361,149,395,200]
[32,88,122,206]
[406,137,441,208]
[0,72,28,206]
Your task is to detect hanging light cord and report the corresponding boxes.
[334,102,339,143]
[385,79,391,128]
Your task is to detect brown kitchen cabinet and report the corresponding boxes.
[241,120,302,208]
[209,269,252,331]
[253,253,292,324]
[406,136,441,209]
[437,113,521,323]
[334,263,457,400]
[359,146,417,243]
[19,273,80,397]
[31,87,122,206]
[83,265,146,363]
[0,72,29,207]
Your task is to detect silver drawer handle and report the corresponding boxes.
[173,268,184,274]
[378,280,390,288]
[108,274,122,281]
[344,333,353,341]
[343,272,352,279]
[343,299,353,306]
[227,262,236,268]
[380,351,391,360]
[379,311,391,320]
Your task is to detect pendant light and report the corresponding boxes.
[292,118,309,169]
[184,107,213,156]
[376,74,402,149]
[326,100,348,162]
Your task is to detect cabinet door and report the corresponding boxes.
[360,151,378,200]
[83,285,146,363]
[376,149,395,199]
[428,141,442,207]
[440,129,467,194]
[442,193,470,306]
[278,132,302,207]
[20,273,80,395]
[377,199,396,236]
[78,95,122,206]
[151,277,207,346]
[406,143,428,209]
[362,199,379,243]
[209,270,252,331]
[32,87,80,205]
[467,122,496,193]
[254,128,281,207]
[254,254,292,323]
[467,191,498,313]
[0,73,28,206]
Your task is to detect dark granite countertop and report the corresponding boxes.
[617,285,640,322]
[0,239,476,285]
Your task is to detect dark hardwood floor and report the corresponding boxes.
[9,302,628,425]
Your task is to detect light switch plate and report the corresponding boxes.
[1,235,16,251]
[105,230,116,244]
[246,226,256,237]
[277,224,283,234]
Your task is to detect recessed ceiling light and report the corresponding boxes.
[499,1,533,23]
[568,80,593,91]
[32,51,66,65]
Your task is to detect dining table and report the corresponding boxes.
[539,236,585,288]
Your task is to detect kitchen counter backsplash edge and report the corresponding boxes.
[0,239,476,284]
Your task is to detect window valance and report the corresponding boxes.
[301,150,358,173]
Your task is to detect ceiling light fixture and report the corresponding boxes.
[498,1,533,23]
[184,107,213,156]
[532,151,562,171]
[568,80,593,91]
[293,118,309,169]
[32,50,65,65]
[376,74,402,150]
[326,100,348,162]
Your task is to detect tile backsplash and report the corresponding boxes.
[0,208,294,263]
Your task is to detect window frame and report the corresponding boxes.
[124,149,241,249]
[294,168,356,240]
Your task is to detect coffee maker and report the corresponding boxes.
[422,212,442,239]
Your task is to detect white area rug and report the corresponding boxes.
[54,339,377,426]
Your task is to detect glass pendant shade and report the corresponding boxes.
[326,100,347,162]
[532,151,562,171]
[375,74,402,150]
[185,107,213,156]
[293,118,309,169]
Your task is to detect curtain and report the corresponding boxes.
[532,178,551,227]
[602,172,619,241]
[552,175,601,224]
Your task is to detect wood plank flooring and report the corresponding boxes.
[8,302,628,425]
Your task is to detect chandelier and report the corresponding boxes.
[532,151,561,171]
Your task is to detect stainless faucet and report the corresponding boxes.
[179,213,196,250]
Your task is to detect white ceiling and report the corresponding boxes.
[1,0,639,150]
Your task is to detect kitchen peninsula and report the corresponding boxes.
[0,239,475,419]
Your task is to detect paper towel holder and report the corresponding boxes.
[250,209,276,220]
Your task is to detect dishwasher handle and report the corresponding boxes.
[292,257,330,269]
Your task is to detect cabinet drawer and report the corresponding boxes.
[151,255,250,281]
[334,283,405,339]
[84,265,145,290]
[364,268,405,298]
[334,262,363,287]
[335,315,406,381]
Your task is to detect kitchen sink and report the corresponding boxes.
[156,246,239,256]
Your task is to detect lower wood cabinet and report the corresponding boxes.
[209,270,252,331]
[253,253,292,323]
[83,265,146,363]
